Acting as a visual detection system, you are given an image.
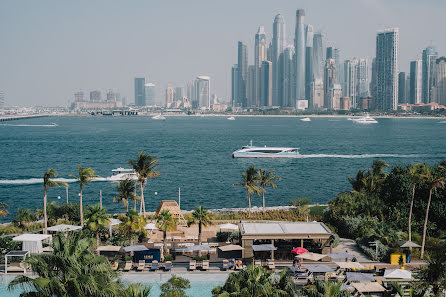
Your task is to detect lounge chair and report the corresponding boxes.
[150,260,158,271]
[164,261,172,271]
[189,260,196,271]
[123,261,133,271]
[222,259,230,271]
[202,260,210,271]
[267,259,275,270]
[234,260,243,270]
[112,261,119,271]
[137,260,145,271]
[254,259,261,267]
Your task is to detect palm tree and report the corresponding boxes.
[8,233,124,297]
[348,169,367,192]
[233,166,261,213]
[128,151,160,216]
[160,276,190,297]
[118,210,147,247]
[257,169,280,211]
[187,206,212,245]
[407,164,427,245]
[43,169,67,234]
[15,208,37,231]
[0,203,8,217]
[414,241,446,297]
[84,204,110,250]
[124,284,151,297]
[114,179,137,213]
[420,166,445,259]
[301,280,350,297]
[69,166,98,227]
[156,210,177,258]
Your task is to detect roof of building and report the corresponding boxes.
[351,282,386,293]
[12,234,52,242]
[240,221,332,236]
[155,200,186,225]
[47,224,82,232]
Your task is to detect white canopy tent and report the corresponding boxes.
[4,250,30,274]
[108,218,122,237]
[47,224,82,232]
[384,269,412,279]
[13,234,52,254]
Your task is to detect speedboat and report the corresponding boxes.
[227,116,235,120]
[232,141,300,158]
[352,113,378,124]
[152,114,166,120]
[108,168,138,181]
[300,117,311,122]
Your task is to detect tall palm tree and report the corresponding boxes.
[84,204,110,250]
[156,210,177,258]
[187,206,213,245]
[124,284,151,297]
[348,169,367,193]
[69,166,98,227]
[118,210,147,247]
[43,169,67,234]
[257,169,280,211]
[0,203,8,217]
[233,166,261,213]
[407,164,428,245]
[128,151,160,216]
[114,179,137,213]
[15,208,37,231]
[301,280,350,297]
[420,166,445,259]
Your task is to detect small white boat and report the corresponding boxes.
[152,114,166,120]
[232,140,300,158]
[300,117,311,122]
[347,118,353,121]
[352,113,378,124]
[227,116,235,120]
[108,168,138,181]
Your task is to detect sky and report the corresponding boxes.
[0,0,445,106]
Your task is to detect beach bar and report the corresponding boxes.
[240,221,333,259]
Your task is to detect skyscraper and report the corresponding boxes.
[422,46,438,103]
[145,83,156,105]
[375,28,399,110]
[328,84,342,110]
[344,59,358,108]
[165,84,174,107]
[310,79,324,108]
[196,76,211,109]
[231,65,239,107]
[255,26,267,107]
[134,78,145,106]
[305,24,314,102]
[324,58,337,108]
[106,90,116,102]
[74,91,84,102]
[312,32,325,81]
[0,92,4,108]
[357,59,369,99]
[260,61,273,107]
[237,41,248,106]
[90,90,102,102]
[370,58,377,99]
[247,65,256,107]
[174,87,184,101]
[279,47,295,107]
[434,57,446,106]
[272,14,285,106]
[398,72,406,104]
[294,9,306,102]
[410,60,422,104]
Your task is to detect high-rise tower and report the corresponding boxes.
[134,78,145,106]
[410,60,422,104]
[294,9,306,103]
[434,57,446,106]
[344,59,358,108]
[237,41,248,106]
[375,28,399,110]
[305,24,314,102]
[279,46,295,107]
[422,46,438,103]
[272,14,285,106]
[312,32,325,81]
[357,58,369,99]
[324,58,337,108]
[260,61,273,107]
[255,26,268,107]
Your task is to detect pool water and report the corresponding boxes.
[0,274,227,297]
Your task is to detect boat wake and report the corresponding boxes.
[0,123,58,127]
[298,153,432,159]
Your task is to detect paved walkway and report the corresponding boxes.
[331,238,371,262]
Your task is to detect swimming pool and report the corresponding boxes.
[0,273,228,297]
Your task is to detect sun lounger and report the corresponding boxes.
[189,260,196,271]
[202,260,210,271]
[123,261,132,271]
[267,259,275,270]
[137,260,145,271]
[222,259,230,271]
[150,260,159,271]
[112,261,119,271]
[164,261,172,271]
[254,259,261,267]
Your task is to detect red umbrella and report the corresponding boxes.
[291,247,308,254]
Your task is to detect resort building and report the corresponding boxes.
[239,221,333,260]
[155,200,186,226]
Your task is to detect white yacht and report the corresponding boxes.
[227,116,235,120]
[300,117,311,122]
[352,113,378,124]
[108,168,138,181]
[232,141,300,158]
[152,114,166,120]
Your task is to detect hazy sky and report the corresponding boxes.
[1,0,445,106]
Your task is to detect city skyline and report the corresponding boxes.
[1,0,445,106]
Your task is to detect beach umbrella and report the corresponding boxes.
[291,247,308,254]
[295,252,326,261]
[384,269,412,279]
[399,241,421,248]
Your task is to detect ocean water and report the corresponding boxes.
[0,116,445,221]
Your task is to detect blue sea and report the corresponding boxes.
[0,116,445,221]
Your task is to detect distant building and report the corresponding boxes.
[106,90,116,102]
[195,76,211,109]
[328,84,342,110]
[295,9,306,101]
[312,33,325,82]
[279,47,295,107]
[360,96,374,110]
[175,87,184,101]
[310,79,324,108]
[74,91,84,102]
[305,24,314,103]
[324,59,337,108]
[398,72,406,103]
[375,28,399,110]
[0,92,4,108]
[272,14,286,107]
[165,84,174,107]
[231,65,239,107]
[410,60,422,104]
[399,102,446,112]
[255,26,268,107]
[357,58,369,99]
[370,58,377,99]
[340,96,351,110]
[145,83,156,106]
[134,78,145,106]
[90,90,101,102]
[344,59,358,108]
[434,57,446,106]
[422,46,438,103]
[237,41,248,107]
[246,65,256,107]
[260,61,272,107]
